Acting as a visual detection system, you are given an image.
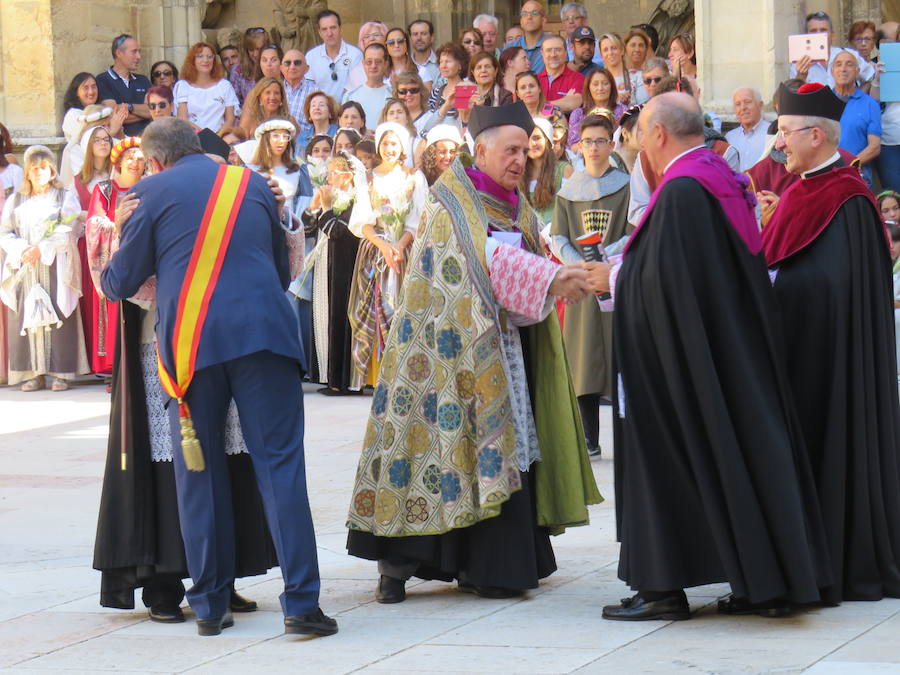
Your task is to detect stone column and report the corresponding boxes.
[695,0,803,114]
[0,0,60,143]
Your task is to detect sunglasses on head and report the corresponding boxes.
[147,101,169,110]
[152,69,173,79]
[245,27,266,34]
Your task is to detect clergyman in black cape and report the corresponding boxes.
[594,93,832,621]
[762,82,900,603]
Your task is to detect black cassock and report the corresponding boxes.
[612,177,831,604]
[769,173,900,603]
[92,301,277,609]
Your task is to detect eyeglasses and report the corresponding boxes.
[397,87,420,95]
[245,27,266,34]
[147,101,169,110]
[283,59,304,66]
[462,39,482,46]
[329,62,338,81]
[269,132,292,141]
[777,126,814,139]
[93,136,112,144]
[152,69,173,79]
[363,33,384,41]
[853,36,875,44]
[643,76,663,85]
[519,10,544,17]
[581,138,612,147]
[386,37,406,46]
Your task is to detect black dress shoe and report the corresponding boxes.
[196,611,234,636]
[230,589,258,612]
[375,575,406,603]
[717,594,792,618]
[148,605,185,623]
[284,607,338,636]
[602,592,690,621]
[458,581,523,599]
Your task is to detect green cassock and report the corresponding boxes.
[550,168,631,398]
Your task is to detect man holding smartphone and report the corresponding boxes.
[790,11,874,87]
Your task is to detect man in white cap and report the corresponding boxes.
[345,101,600,604]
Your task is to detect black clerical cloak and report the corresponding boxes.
[764,161,900,603]
[613,174,831,604]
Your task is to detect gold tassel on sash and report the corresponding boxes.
[177,399,206,472]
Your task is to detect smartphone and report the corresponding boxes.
[788,33,829,63]
[453,84,477,110]
[541,102,556,117]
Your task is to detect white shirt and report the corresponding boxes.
[801,151,841,178]
[882,102,900,146]
[789,45,875,88]
[725,118,770,171]
[173,78,239,131]
[306,41,363,100]
[342,83,391,132]
[413,51,440,83]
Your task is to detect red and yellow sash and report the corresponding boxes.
[157,164,251,471]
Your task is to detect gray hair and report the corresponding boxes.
[830,49,859,72]
[473,14,499,30]
[795,115,842,144]
[560,2,587,19]
[141,117,202,167]
[732,86,762,102]
[642,56,669,75]
[474,125,503,151]
[648,93,705,138]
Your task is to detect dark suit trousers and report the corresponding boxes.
[168,350,320,619]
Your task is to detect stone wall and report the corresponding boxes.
[0,0,878,150]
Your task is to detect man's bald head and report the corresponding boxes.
[646,92,705,140]
[639,93,705,174]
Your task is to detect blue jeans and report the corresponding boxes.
[875,144,900,192]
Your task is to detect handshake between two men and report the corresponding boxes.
[548,260,612,304]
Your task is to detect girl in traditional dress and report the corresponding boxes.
[302,155,361,394]
[84,137,145,376]
[378,98,421,167]
[0,145,88,391]
[347,122,427,389]
[521,117,572,226]
[334,127,362,156]
[73,126,114,376]
[420,123,462,186]
[246,119,313,369]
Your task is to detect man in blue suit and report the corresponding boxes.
[101,117,336,637]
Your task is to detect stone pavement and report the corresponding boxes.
[1,382,899,675]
